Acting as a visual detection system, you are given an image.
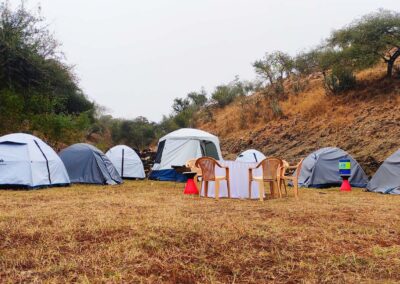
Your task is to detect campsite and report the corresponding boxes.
[1,182,400,282]
[1,1,400,283]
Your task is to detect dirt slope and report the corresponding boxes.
[198,65,400,176]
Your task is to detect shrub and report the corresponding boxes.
[324,66,356,94]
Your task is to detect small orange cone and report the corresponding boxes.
[340,177,352,192]
[184,178,199,195]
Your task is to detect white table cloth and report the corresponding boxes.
[200,160,264,199]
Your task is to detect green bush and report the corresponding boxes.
[211,85,237,107]
[324,66,356,94]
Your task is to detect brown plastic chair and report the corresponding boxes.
[279,159,304,199]
[195,157,230,200]
[248,157,283,201]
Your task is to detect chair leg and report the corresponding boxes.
[215,180,220,201]
[269,181,275,198]
[283,180,288,197]
[258,180,264,201]
[248,179,252,199]
[226,179,231,199]
[276,180,282,198]
[205,181,209,198]
[197,177,201,197]
[294,178,299,199]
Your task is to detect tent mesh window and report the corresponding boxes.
[201,140,220,160]
[154,140,166,163]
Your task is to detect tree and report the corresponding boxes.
[0,2,94,143]
[210,76,252,107]
[253,51,294,86]
[293,49,321,75]
[328,9,400,78]
[187,88,207,107]
[110,117,156,150]
[172,97,190,113]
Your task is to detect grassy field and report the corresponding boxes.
[0,181,400,283]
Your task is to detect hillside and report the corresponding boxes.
[198,65,400,176]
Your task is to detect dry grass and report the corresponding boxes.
[1,181,400,283]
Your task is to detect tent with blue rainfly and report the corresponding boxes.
[367,149,400,194]
[59,143,122,185]
[297,147,369,188]
[149,128,222,182]
[0,133,70,188]
[236,149,266,163]
[106,145,145,179]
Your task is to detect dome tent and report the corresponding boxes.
[297,147,369,188]
[106,145,145,179]
[150,128,222,182]
[0,133,70,188]
[236,149,266,163]
[367,150,400,194]
[59,143,122,185]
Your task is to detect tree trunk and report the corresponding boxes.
[387,48,400,78]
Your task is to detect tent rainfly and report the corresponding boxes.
[236,149,266,163]
[149,128,223,181]
[0,133,70,188]
[59,143,122,185]
[297,147,369,188]
[367,150,400,194]
[106,145,145,179]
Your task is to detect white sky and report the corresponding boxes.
[23,0,399,121]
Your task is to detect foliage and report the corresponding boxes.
[109,116,156,150]
[187,88,208,107]
[0,2,94,145]
[253,51,294,86]
[323,66,356,94]
[211,76,253,107]
[328,9,400,77]
[293,49,321,75]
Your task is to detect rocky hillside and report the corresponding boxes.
[198,65,400,176]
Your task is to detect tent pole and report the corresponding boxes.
[121,148,124,178]
[34,140,52,185]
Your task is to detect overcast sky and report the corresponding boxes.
[23,0,399,121]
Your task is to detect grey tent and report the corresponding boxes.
[297,147,369,188]
[367,150,400,194]
[59,143,122,185]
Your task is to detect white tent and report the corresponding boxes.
[106,145,145,179]
[0,133,70,188]
[150,128,222,181]
[236,149,266,163]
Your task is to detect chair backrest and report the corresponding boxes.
[195,157,218,181]
[294,158,304,179]
[186,159,202,176]
[280,160,290,176]
[258,157,283,180]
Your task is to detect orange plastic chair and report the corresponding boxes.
[195,157,230,200]
[279,159,304,199]
[248,157,283,201]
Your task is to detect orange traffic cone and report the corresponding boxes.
[340,177,352,192]
[184,178,199,195]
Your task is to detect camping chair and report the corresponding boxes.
[278,159,304,199]
[248,157,283,201]
[195,157,230,200]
